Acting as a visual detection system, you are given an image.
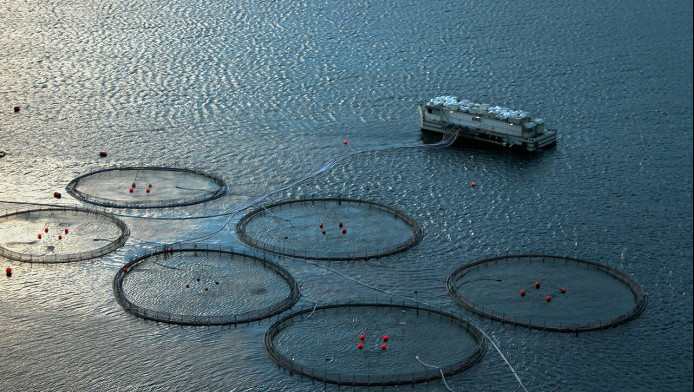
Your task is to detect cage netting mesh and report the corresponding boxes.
[236,198,423,260]
[446,254,647,332]
[66,166,226,208]
[0,207,129,263]
[113,245,301,325]
[264,301,486,386]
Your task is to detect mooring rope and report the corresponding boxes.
[415,356,454,391]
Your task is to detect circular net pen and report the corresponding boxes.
[264,300,486,386]
[113,245,301,326]
[236,198,423,260]
[66,166,227,208]
[0,207,129,263]
[446,254,647,332]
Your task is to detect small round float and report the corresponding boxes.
[236,198,423,260]
[264,300,486,386]
[66,166,227,208]
[446,254,647,332]
[0,207,129,263]
[113,245,301,326]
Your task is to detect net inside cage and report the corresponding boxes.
[447,255,647,332]
[264,301,486,386]
[66,167,226,208]
[0,207,129,263]
[237,198,422,260]
[114,247,300,325]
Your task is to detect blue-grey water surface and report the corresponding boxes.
[1,0,692,391]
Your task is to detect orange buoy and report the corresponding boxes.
[534,281,541,289]
[319,223,323,228]
[560,287,566,294]
[99,151,107,157]
[53,191,62,198]
[546,296,552,302]
[5,267,12,276]
[520,290,526,296]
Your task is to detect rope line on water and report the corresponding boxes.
[415,355,455,391]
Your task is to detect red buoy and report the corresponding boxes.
[44,227,49,233]
[383,335,389,341]
[319,223,323,228]
[169,246,174,252]
[358,343,364,349]
[148,184,152,188]
[341,228,347,234]
[343,140,348,145]
[131,183,136,188]
[99,151,107,157]
[64,228,69,234]
[359,334,365,340]
[37,233,42,239]
[381,344,387,350]
[13,106,20,112]
[321,230,326,235]
[129,188,133,193]
[546,296,552,302]
[534,281,541,289]
[560,287,566,294]
[53,191,62,199]
[58,235,62,240]
[520,290,526,296]
[339,222,343,228]
[123,267,128,273]
[5,267,12,276]
[471,182,476,187]
[146,188,150,193]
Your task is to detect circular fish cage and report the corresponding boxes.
[0,206,129,263]
[66,166,227,208]
[264,300,486,386]
[113,245,301,326]
[236,198,423,260]
[446,254,647,332]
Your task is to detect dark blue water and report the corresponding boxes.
[1,0,692,391]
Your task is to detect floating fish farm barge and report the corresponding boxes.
[420,96,557,152]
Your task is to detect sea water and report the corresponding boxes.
[1,0,692,391]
